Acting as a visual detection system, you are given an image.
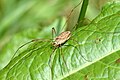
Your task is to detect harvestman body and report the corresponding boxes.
[53,31,71,47]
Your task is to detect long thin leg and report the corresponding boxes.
[65,39,91,62]
[58,49,63,75]
[60,45,69,73]
[48,47,56,67]
[61,0,83,31]
[70,38,92,62]
[48,47,57,80]
[11,40,37,62]
[52,27,57,40]
[48,27,56,66]
[10,39,51,62]
[8,39,51,73]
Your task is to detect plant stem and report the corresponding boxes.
[77,0,89,27]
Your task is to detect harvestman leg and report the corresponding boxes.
[52,27,57,40]
[48,27,57,67]
[11,40,34,61]
[59,45,69,73]
[63,38,91,63]
[56,44,69,75]
[61,0,83,31]
[58,47,64,75]
[49,45,69,75]
[47,27,57,79]
[48,47,56,67]
[70,38,92,62]
[10,39,51,62]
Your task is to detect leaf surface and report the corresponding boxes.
[0,1,120,80]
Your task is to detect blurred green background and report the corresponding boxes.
[0,0,115,70]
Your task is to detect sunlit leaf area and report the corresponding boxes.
[0,0,120,80]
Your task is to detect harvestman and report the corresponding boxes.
[48,28,71,71]
[10,0,91,73]
[53,31,71,47]
[10,1,84,61]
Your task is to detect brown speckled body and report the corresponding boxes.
[53,31,71,47]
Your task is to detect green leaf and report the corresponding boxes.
[0,1,120,80]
